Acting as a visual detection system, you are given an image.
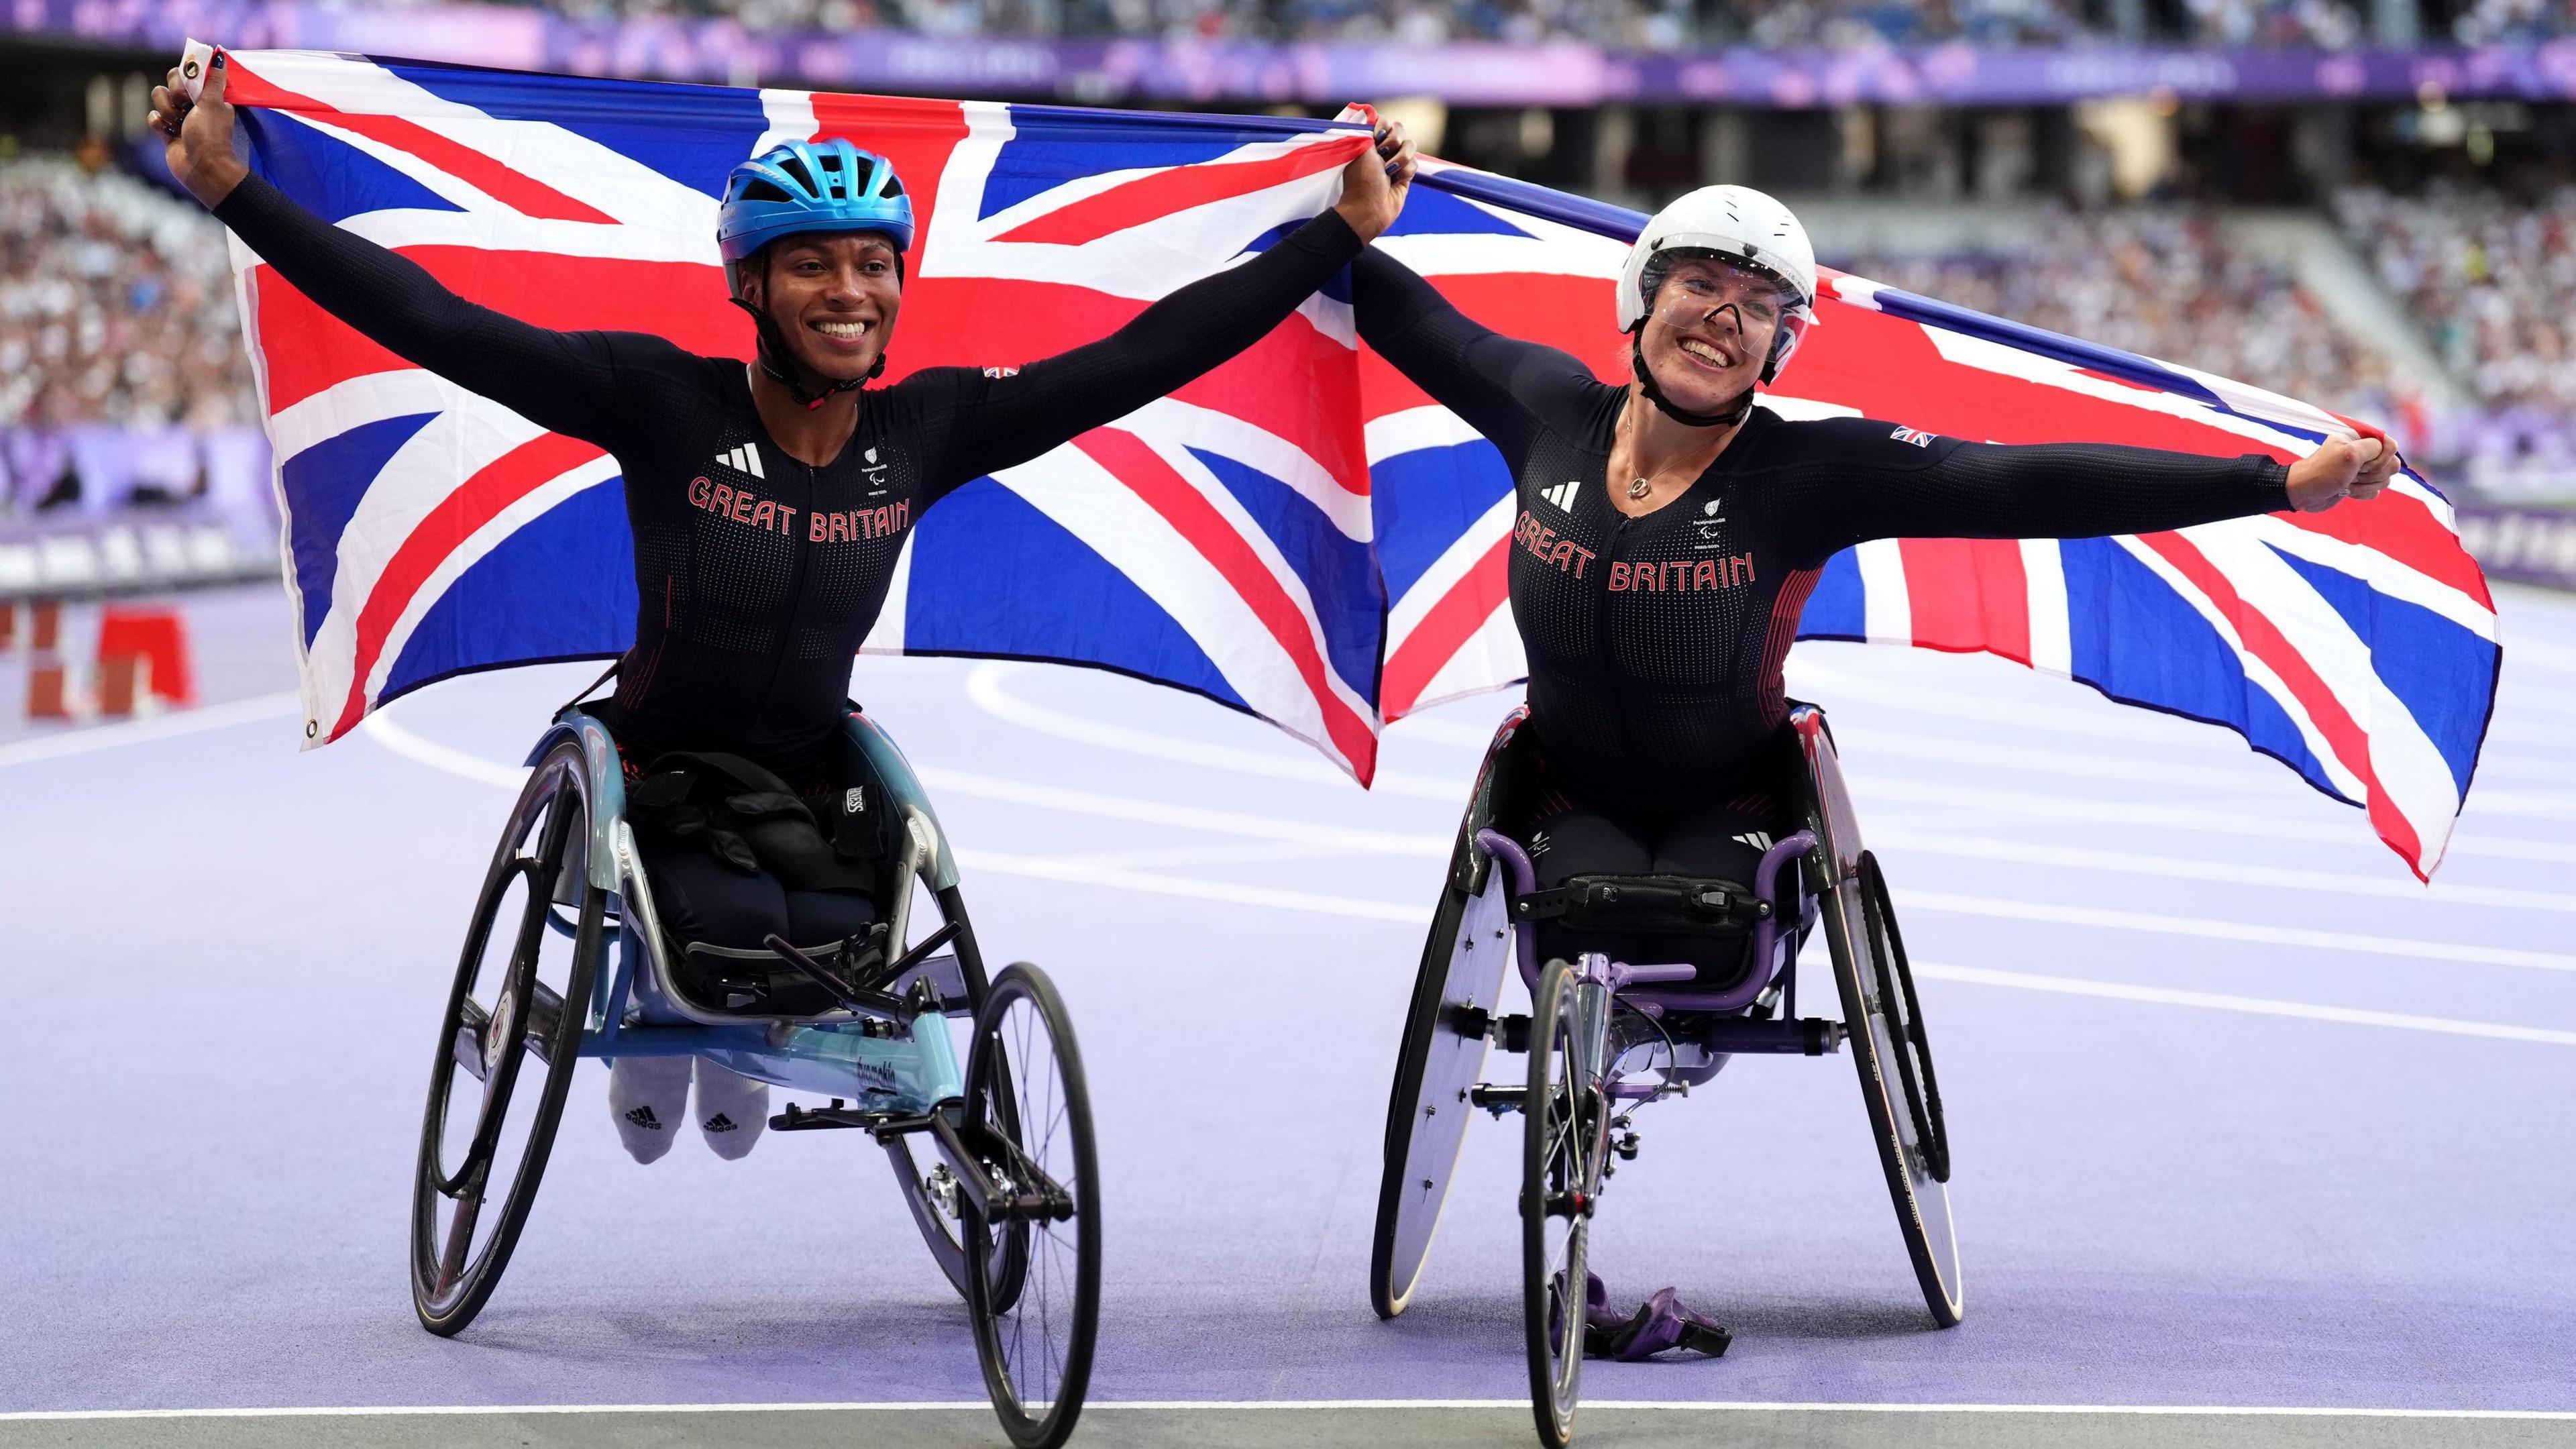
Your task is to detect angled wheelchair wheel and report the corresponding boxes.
[962,964,1098,1449]
[1523,959,1602,1449]
[1825,849,1963,1328]
[1371,858,1513,1318]
[412,737,604,1336]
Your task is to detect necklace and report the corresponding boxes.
[1626,476,1652,500]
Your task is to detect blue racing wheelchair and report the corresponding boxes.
[1371,702,1957,1447]
[411,702,1097,1449]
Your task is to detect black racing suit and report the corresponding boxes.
[217,174,1364,948]
[1352,249,2292,979]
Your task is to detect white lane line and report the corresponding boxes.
[984,661,2576,867]
[1848,773,2576,867]
[1874,828,2576,914]
[362,712,528,788]
[966,661,1462,800]
[1915,963,2576,1046]
[0,690,299,769]
[1896,889,2576,974]
[916,763,1451,855]
[8,1400,2573,1421]
[364,718,2576,979]
[955,846,1428,924]
[1062,839,1347,870]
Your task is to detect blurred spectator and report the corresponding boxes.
[1831,209,2404,431]
[0,154,262,517]
[361,0,2385,47]
[2337,182,2576,496]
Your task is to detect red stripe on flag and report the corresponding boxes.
[250,252,746,414]
[2134,531,2427,876]
[324,432,606,742]
[227,62,614,225]
[1383,535,1511,719]
[1073,428,1379,781]
[2276,500,2493,609]
[1897,537,2031,664]
[995,138,1368,247]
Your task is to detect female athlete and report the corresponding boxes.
[1352,183,2398,975]
[153,54,1416,1156]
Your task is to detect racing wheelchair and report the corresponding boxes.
[1370,702,1957,1447]
[410,702,1097,1449]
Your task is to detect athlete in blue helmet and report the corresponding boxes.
[154,56,1417,1159]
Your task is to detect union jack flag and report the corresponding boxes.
[218,51,2493,877]
[1368,162,2498,879]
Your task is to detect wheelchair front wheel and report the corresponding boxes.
[411,737,603,1335]
[962,963,1098,1449]
[1523,958,1603,1449]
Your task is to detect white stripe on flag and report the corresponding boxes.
[1387,489,1516,647]
[2020,537,2072,676]
[1364,405,1486,462]
[1856,538,1912,645]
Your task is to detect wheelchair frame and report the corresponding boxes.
[414,702,1099,1449]
[1368,701,1960,1446]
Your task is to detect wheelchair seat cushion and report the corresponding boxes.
[1512,872,1767,936]
[626,750,883,894]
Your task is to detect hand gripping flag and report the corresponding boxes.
[211,50,2495,877]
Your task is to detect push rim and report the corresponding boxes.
[1522,959,1591,1449]
[1825,849,1964,1328]
[1860,851,1948,1183]
[1371,861,1511,1319]
[963,964,1099,1449]
[411,741,601,1335]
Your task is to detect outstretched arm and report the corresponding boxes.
[1773,421,2397,567]
[925,124,1417,490]
[1348,247,1603,466]
[154,54,647,448]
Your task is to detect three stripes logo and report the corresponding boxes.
[1539,480,1581,513]
[716,444,765,480]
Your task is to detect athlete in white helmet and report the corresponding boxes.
[1350,182,2397,975]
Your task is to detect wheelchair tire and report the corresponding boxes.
[962,963,1098,1449]
[1523,958,1601,1449]
[1821,849,1964,1328]
[412,737,604,1336]
[1371,857,1513,1319]
[1860,852,1949,1184]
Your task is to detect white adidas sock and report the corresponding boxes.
[694,1058,768,1161]
[607,1055,691,1165]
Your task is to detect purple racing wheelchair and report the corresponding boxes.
[1370,702,1957,1447]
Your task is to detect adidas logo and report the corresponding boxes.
[624,1105,663,1130]
[703,1113,739,1133]
[1733,830,1775,853]
[715,444,765,479]
[1540,480,1580,513]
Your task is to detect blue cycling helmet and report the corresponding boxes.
[718,140,913,266]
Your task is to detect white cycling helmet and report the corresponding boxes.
[1616,184,1817,332]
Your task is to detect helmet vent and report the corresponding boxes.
[736,179,792,204]
[879,174,904,199]
[778,155,817,192]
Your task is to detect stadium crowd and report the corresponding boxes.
[2337,181,2576,493]
[0,154,266,517]
[1830,209,2403,431]
[473,0,2395,50]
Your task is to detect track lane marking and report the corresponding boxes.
[0,691,299,769]
[7,1399,2573,1421]
[360,715,2576,981]
[1915,963,2576,1046]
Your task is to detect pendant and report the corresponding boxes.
[1627,477,1652,500]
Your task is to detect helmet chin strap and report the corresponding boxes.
[729,294,883,412]
[1629,333,1754,429]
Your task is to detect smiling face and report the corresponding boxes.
[736,231,904,384]
[1633,254,1793,417]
